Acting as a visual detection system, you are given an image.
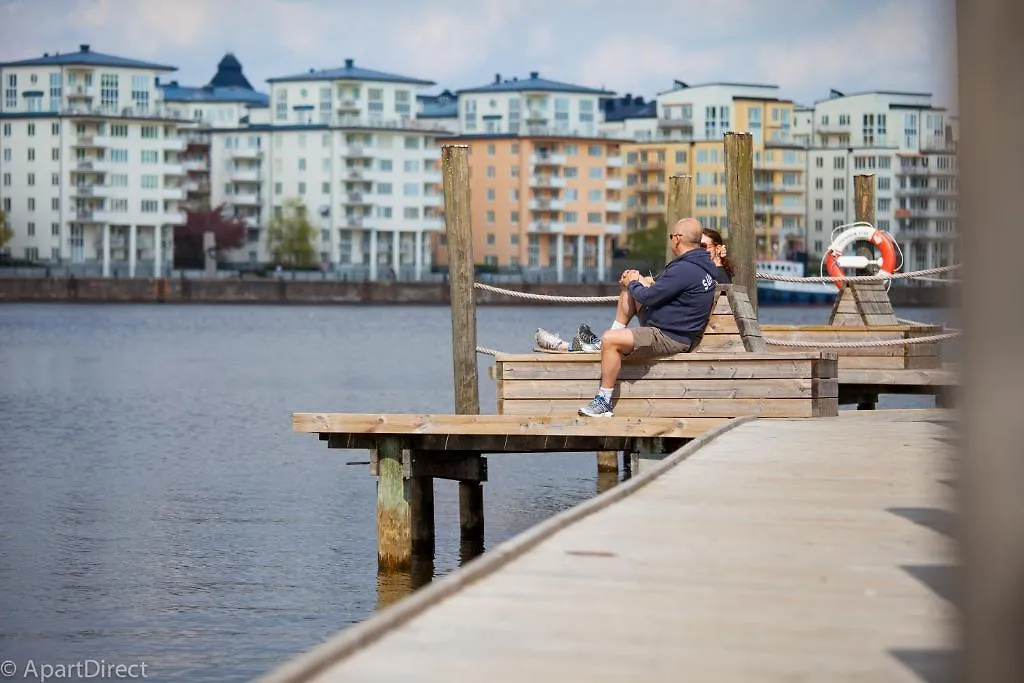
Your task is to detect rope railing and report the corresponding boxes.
[763,331,960,348]
[472,264,961,304]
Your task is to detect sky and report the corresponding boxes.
[0,0,958,110]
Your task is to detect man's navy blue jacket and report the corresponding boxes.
[626,248,719,346]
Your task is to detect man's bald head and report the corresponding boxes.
[673,218,703,246]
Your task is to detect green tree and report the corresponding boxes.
[626,218,669,274]
[0,208,12,251]
[267,198,318,268]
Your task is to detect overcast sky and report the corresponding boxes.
[0,0,958,109]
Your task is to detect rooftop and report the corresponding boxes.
[417,90,458,119]
[813,88,935,105]
[457,72,614,96]
[159,83,269,105]
[267,58,434,86]
[209,53,252,90]
[600,94,657,122]
[656,80,780,96]
[0,44,176,71]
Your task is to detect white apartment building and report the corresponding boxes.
[416,90,459,133]
[203,58,452,279]
[0,44,189,276]
[160,54,270,212]
[805,90,958,272]
[456,72,614,136]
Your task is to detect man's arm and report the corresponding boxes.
[627,266,692,307]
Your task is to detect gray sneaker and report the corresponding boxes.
[534,328,568,352]
[575,323,602,352]
[578,395,614,417]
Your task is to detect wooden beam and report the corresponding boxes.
[596,450,619,474]
[295,413,731,437]
[853,174,876,277]
[958,1,1024,681]
[404,450,488,482]
[330,433,697,453]
[724,132,757,315]
[666,175,694,264]
[441,144,479,416]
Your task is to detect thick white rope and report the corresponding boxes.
[763,331,960,348]
[474,282,617,303]
[475,346,502,356]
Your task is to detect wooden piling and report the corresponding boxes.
[666,175,694,264]
[724,132,757,315]
[441,144,486,547]
[375,436,412,570]
[852,174,879,410]
[596,450,619,474]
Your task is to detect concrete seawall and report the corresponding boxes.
[0,277,951,307]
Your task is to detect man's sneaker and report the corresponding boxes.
[534,328,568,352]
[578,395,614,417]
[575,323,602,352]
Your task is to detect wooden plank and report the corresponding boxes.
[839,368,960,386]
[693,334,748,351]
[500,378,839,400]
[326,433,707,452]
[705,314,740,334]
[295,413,730,437]
[405,451,488,482]
[500,398,838,419]
[497,351,829,363]
[499,358,822,381]
[837,356,908,369]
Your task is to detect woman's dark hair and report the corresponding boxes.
[702,228,734,278]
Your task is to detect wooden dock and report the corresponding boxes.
[262,409,956,683]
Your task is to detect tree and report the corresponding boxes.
[174,203,247,269]
[625,218,669,274]
[0,209,11,252]
[267,198,317,268]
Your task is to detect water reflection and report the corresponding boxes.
[376,556,435,611]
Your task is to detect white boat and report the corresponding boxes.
[755,260,838,304]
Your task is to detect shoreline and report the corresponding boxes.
[0,277,952,307]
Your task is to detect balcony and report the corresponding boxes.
[232,147,263,160]
[525,110,548,122]
[605,201,623,212]
[161,138,186,152]
[230,193,262,206]
[606,178,624,190]
[755,203,775,214]
[422,217,444,230]
[530,153,566,166]
[162,164,184,176]
[423,193,443,207]
[346,192,372,205]
[67,85,96,101]
[657,117,693,130]
[337,99,360,113]
[344,145,373,158]
[71,184,104,198]
[605,223,624,235]
[161,210,187,225]
[346,217,366,228]
[157,187,185,200]
[639,203,666,215]
[606,155,623,168]
[184,179,210,193]
[529,198,566,211]
[529,175,567,188]
[230,167,261,183]
[71,135,102,148]
[895,186,948,197]
[529,221,565,233]
[183,158,207,172]
[636,161,664,172]
[636,184,663,194]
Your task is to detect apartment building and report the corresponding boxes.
[455,72,614,136]
[416,90,458,133]
[0,44,189,276]
[805,90,958,271]
[160,53,269,211]
[604,82,807,259]
[196,58,452,279]
[428,73,625,282]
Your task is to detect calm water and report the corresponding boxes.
[0,302,952,681]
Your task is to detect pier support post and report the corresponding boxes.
[596,450,619,474]
[442,144,486,550]
[724,132,757,316]
[853,174,877,281]
[666,175,694,265]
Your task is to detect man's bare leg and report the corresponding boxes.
[578,328,635,417]
[614,290,638,327]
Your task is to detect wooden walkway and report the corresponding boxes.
[262,410,956,683]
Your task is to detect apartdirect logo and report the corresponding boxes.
[1,659,149,681]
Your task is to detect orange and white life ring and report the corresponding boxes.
[823,225,899,288]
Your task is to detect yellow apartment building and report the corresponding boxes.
[619,89,807,260]
[432,135,626,282]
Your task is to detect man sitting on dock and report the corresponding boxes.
[577,217,719,417]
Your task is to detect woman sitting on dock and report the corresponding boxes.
[701,227,733,284]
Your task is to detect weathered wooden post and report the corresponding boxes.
[666,174,694,264]
[724,132,757,315]
[441,144,486,553]
[958,1,1024,681]
[852,174,879,411]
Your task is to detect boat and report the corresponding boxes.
[755,260,838,305]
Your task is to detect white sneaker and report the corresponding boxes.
[534,328,568,352]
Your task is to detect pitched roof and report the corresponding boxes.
[417,90,458,118]
[209,53,253,90]
[267,58,434,86]
[458,72,614,96]
[159,83,269,105]
[600,95,656,122]
[0,44,175,71]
